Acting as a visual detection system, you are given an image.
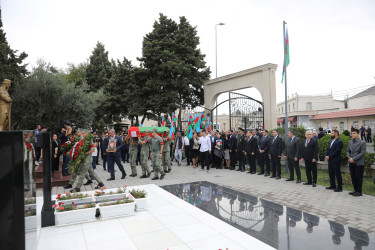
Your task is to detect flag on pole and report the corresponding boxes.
[161,116,165,127]
[207,117,211,131]
[139,123,142,127]
[281,28,290,84]
[196,113,203,133]
[169,113,174,137]
[193,114,200,131]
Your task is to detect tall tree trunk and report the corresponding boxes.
[141,112,147,125]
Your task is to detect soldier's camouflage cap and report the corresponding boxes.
[152,129,158,133]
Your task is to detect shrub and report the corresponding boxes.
[318,134,351,162]
[342,130,350,136]
[275,125,306,141]
[364,152,375,177]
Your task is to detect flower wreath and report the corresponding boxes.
[61,135,80,153]
[67,133,94,174]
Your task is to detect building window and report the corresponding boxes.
[340,122,344,132]
[306,102,312,111]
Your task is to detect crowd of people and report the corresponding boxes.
[31,123,368,197]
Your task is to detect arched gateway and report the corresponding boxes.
[204,63,278,130]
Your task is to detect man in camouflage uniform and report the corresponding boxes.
[236,128,247,172]
[138,130,151,178]
[66,129,104,192]
[151,129,165,180]
[129,137,138,176]
[162,129,172,173]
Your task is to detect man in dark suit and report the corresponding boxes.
[325,130,343,192]
[228,129,237,170]
[258,130,271,176]
[103,129,126,181]
[284,130,301,183]
[318,127,325,139]
[246,130,257,174]
[269,129,283,179]
[301,131,319,187]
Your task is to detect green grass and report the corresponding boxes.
[250,165,375,196]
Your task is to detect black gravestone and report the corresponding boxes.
[0,131,25,250]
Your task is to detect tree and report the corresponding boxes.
[64,62,87,85]
[12,60,103,133]
[85,42,111,91]
[138,14,210,129]
[0,7,28,85]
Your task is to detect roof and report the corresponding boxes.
[350,85,375,99]
[311,107,375,120]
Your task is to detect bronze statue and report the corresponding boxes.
[0,79,12,131]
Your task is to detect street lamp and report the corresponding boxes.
[215,22,225,130]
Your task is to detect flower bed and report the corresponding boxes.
[94,186,129,203]
[55,192,93,206]
[129,188,148,210]
[53,202,96,226]
[98,196,135,219]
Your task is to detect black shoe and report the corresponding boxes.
[236,169,241,171]
[160,174,165,180]
[147,172,151,177]
[353,192,362,197]
[140,174,147,178]
[230,168,235,170]
[168,169,171,173]
[129,174,135,177]
[270,176,276,178]
[70,187,80,193]
[107,178,115,181]
[303,182,312,185]
[264,174,270,177]
[326,186,335,190]
[103,168,107,171]
[312,183,316,187]
[95,182,104,189]
[296,180,301,184]
[83,180,93,185]
[334,188,343,192]
[132,174,137,177]
[187,164,190,166]
[276,177,281,180]
[121,174,126,179]
[251,172,256,174]
[151,177,159,180]
[349,191,355,195]
[247,171,251,174]
[257,173,264,175]
[285,178,294,181]
[151,170,155,172]
[63,184,72,189]
[241,169,245,172]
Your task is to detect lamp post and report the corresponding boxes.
[215,22,225,130]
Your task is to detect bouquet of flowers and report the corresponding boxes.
[67,133,94,174]
[61,135,80,153]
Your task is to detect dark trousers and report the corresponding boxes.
[361,133,365,140]
[35,147,42,161]
[92,156,97,170]
[229,150,236,169]
[200,151,210,170]
[107,154,126,178]
[62,154,70,175]
[259,152,270,174]
[328,161,342,189]
[367,134,372,143]
[96,146,100,164]
[185,146,191,164]
[271,154,281,177]
[214,154,222,169]
[53,156,59,171]
[102,154,107,170]
[136,150,141,165]
[349,163,364,193]
[121,149,126,162]
[237,151,246,170]
[247,154,256,173]
[305,160,317,184]
[256,149,260,165]
[287,157,301,180]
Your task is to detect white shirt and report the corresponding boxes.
[198,136,211,152]
[330,139,336,148]
[92,147,98,157]
[183,136,190,146]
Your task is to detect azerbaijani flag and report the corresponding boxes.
[169,113,175,137]
[281,28,290,84]
[161,117,165,127]
[207,117,211,131]
[193,114,200,131]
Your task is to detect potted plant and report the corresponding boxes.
[98,196,135,219]
[129,188,148,210]
[94,186,128,202]
[25,207,37,231]
[53,201,96,226]
[56,192,93,205]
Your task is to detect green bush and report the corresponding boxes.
[373,135,375,151]
[275,125,307,141]
[364,152,375,177]
[318,134,351,162]
[342,130,350,136]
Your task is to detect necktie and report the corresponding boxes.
[305,140,309,147]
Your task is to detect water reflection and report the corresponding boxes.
[162,181,374,250]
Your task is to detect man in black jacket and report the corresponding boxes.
[246,130,257,174]
[269,129,283,179]
[301,131,319,187]
[284,130,301,183]
[325,130,343,192]
[258,130,272,176]
[228,130,237,170]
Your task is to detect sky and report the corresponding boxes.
[2,0,375,114]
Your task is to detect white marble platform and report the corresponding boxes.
[27,184,274,250]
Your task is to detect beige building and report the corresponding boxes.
[348,85,375,109]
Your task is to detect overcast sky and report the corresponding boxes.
[2,0,375,110]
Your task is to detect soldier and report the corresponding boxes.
[236,128,246,172]
[151,129,165,180]
[66,129,104,192]
[128,136,138,177]
[138,130,152,178]
[162,129,172,173]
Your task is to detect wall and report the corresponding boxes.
[349,96,375,109]
[314,116,375,132]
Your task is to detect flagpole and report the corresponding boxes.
[283,20,289,174]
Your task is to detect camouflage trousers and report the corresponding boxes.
[151,151,164,177]
[71,155,102,188]
[141,151,150,175]
[162,151,171,172]
[129,150,137,175]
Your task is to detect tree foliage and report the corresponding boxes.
[86,42,111,91]
[64,62,87,86]
[0,8,28,85]
[12,60,103,133]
